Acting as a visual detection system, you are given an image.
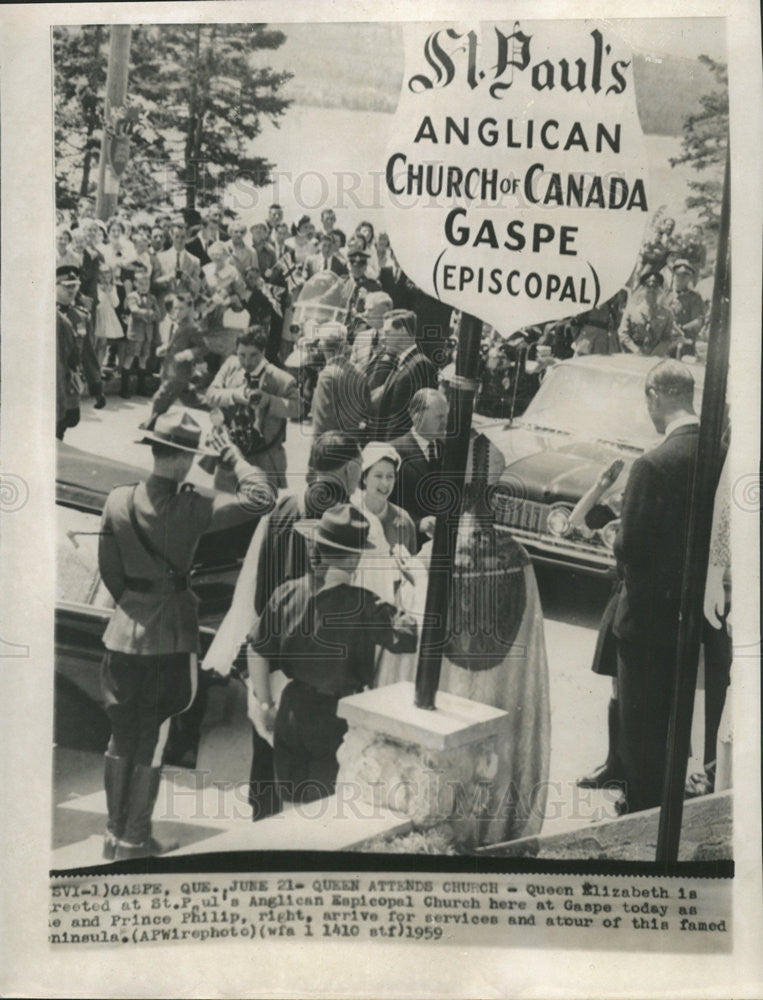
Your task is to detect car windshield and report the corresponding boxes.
[521,365,662,447]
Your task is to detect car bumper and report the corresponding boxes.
[506,528,617,576]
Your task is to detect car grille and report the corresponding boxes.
[492,495,549,534]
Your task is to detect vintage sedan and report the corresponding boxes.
[55,442,259,752]
[479,354,706,575]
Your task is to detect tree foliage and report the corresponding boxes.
[669,56,728,233]
[53,23,292,212]
[53,26,107,206]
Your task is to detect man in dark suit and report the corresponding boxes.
[612,359,700,814]
[185,214,220,267]
[305,232,349,279]
[390,387,448,549]
[372,309,438,441]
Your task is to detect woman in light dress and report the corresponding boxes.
[200,241,249,362]
[94,265,126,370]
[349,444,424,684]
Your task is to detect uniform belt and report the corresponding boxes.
[123,574,190,594]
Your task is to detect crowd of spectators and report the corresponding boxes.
[55,195,456,439]
[55,195,712,444]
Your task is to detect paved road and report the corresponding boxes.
[53,393,706,864]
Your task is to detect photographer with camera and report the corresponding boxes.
[204,326,300,495]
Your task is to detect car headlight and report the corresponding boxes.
[547,506,571,537]
[600,519,620,551]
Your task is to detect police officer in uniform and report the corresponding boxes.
[98,409,267,860]
[666,259,706,354]
[56,265,83,440]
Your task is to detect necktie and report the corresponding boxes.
[427,441,439,465]
[176,251,182,272]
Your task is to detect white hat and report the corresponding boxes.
[360,442,400,476]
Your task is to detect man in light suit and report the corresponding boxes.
[310,322,371,443]
[612,359,701,814]
[389,388,448,550]
[205,326,300,495]
[372,308,438,441]
[155,218,202,297]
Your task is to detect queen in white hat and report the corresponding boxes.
[349,441,426,685]
[349,442,417,603]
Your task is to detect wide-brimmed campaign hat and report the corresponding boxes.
[136,408,214,455]
[293,504,378,553]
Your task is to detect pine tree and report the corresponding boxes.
[52,26,107,207]
[669,56,728,233]
[53,23,292,212]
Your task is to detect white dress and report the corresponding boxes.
[350,493,427,685]
[95,285,124,341]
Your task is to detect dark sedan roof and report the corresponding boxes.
[56,441,215,513]
[557,353,707,385]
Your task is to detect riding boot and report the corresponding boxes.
[577,699,626,789]
[119,369,131,399]
[115,764,179,860]
[103,753,132,860]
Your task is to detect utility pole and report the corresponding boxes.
[95,25,132,222]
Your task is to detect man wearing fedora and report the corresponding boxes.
[97,409,265,860]
[247,503,418,806]
[227,431,364,820]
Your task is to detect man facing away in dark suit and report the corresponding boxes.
[372,309,438,441]
[612,358,700,814]
[389,387,449,551]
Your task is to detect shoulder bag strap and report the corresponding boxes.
[126,484,185,576]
